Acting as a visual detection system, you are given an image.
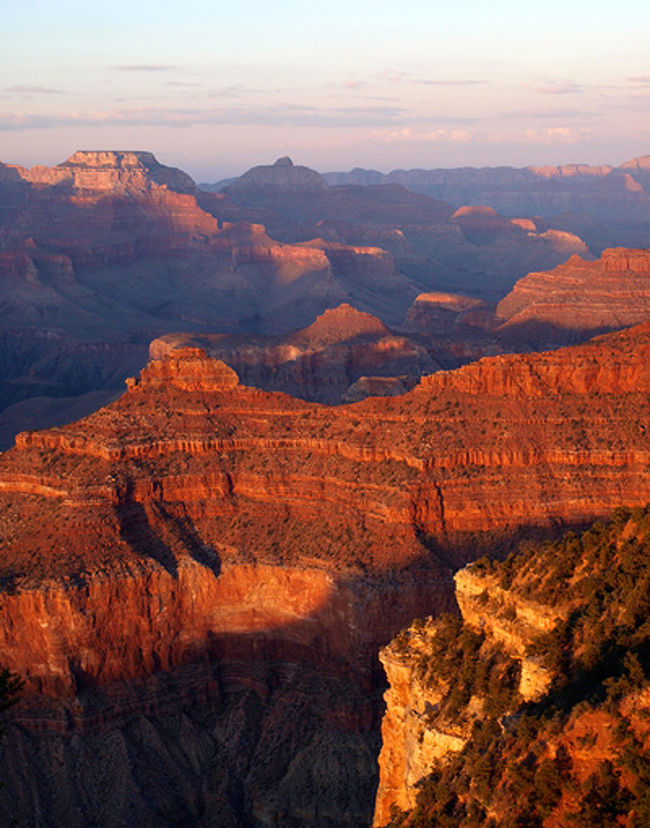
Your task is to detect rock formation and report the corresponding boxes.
[7,149,643,447]
[324,155,650,227]
[0,326,650,823]
[496,247,650,347]
[374,504,650,826]
[225,156,328,195]
[148,304,438,404]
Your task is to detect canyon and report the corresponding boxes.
[2,149,650,825]
[0,324,650,824]
[0,150,626,446]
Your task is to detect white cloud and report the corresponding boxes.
[372,127,473,144]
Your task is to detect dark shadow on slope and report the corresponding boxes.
[115,501,179,576]
[154,502,222,577]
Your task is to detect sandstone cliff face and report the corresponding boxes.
[496,248,650,346]
[0,327,648,686]
[0,328,650,826]
[374,506,650,827]
[1,318,650,824]
[15,150,198,194]
[374,619,470,824]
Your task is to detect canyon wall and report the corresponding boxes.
[373,505,650,826]
[1,326,650,823]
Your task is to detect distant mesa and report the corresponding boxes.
[618,153,650,171]
[225,157,328,195]
[13,149,197,194]
[63,150,162,169]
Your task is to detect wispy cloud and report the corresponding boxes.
[164,81,202,88]
[519,126,592,144]
[499,108,598,120]
[113,64,177,72]
[0,103,410,131]
[2,85,64,96]
[0,113,56,130]
[206,85,269,99]
[372,127,473,144]
[375,70,413,85]
[533,81,584,95]
[342,80,369,90]
[415,79,489,87]
[627,76,650,84]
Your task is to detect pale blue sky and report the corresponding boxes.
[2,1,650,179]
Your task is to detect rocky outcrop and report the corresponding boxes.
[422,322,650,398]
[402,292,492,336]
[125,347,239,392]
[373,619,469,824]
[291,303,391,346]
[148,305,437,404]
[496,247,650,346]
[14,150,197,194]
[373,505,650,826]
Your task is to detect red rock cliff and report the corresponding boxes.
[1,326,650,697]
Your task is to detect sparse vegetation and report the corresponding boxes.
[385,504,650,827]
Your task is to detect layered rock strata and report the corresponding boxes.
[1,326,650,823]
[149,304,437,404]
[497,247,650,346]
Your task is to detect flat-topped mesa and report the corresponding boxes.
[618,153,650,172]
[22,150,197,194]
[125,347,239,392]
[421,322,650,398]
[225,156,328,195]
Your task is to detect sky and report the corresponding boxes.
[2,0,650,181]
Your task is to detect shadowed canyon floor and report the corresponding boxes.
[1,324,650,824]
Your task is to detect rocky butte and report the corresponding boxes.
[497,247,650,348]
[0,324,649,824]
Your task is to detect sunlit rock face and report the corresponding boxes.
[0,324,649,823]
[373,505,650,827]
[23,150,199,194]
[496,248,650,347]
